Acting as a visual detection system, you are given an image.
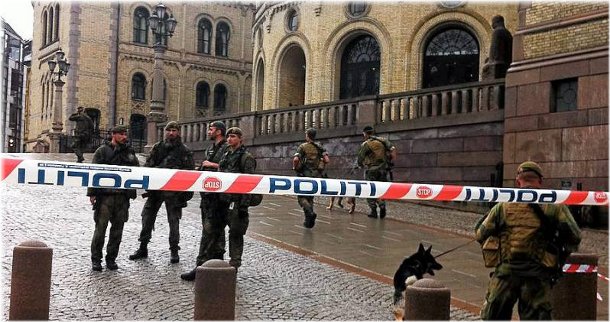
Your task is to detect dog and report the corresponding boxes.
[392,243,443,305]
[327,196,356,214]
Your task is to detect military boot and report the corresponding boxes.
[368,208,378,218]
[128,244,148,260]
[303,211,317,229]
[106,259,119,270]
[180,268,197,281]
[92,261,103,272]
[379,205,387,219]
[170,249,180,264]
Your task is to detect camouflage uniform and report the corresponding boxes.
[475,202,581,320]
[87,139,139,267]
[136,136,194,255]
[294,141,327,228]
[218,145,257,269]
[69,108,94,162]
[196,138,229,265]
[357,135,395,217]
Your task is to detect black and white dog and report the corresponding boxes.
[393,243,443,304]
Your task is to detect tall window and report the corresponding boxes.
[54,4,60,40]
[133,7,149,44]
[48,7,54,44]
[287,10,298,31]
[197,19,212,54]
[131,73,146,100]
[196,81,210,108]
[214,84,227,113]
[216,22,230,57]
[423,27,479,88]
[42,11,48,46]
[340,35,380,99]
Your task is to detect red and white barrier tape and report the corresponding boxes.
[1,157,608,206]
[562,264,597,274]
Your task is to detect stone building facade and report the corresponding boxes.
[26,1,254,151]
[504,2,608,191]
[251,2,518,110]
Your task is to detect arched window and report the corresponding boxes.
[131,73,146,100]
[286,10,298,32]
[347,2,367,17]
[42,11,48,45]
[196,81,210,108]
[215,22,230,57]
[340,35,380,99]
[422,27,479,88]
[54,4,60,40]
[133,7,149,44]
[214,84,227,113]
[197,18,212,54]
[48,7,54,44]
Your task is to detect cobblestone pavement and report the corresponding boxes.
[0,153,479,320]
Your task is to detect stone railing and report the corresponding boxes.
[376,79,504,124]
[162,79,504,148]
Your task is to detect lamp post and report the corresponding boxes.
[145,2,178,150]
[47,48,70,153]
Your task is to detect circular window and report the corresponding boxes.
[286,10,298,32]
[346,2,369,18]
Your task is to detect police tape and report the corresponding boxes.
[562,264,597,273]
[1,157,608,206]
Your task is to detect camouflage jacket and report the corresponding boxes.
[294,141,327,178]
[219,145,257,208]
[146,138,194,170]
[86,141,140,197]
[69,112,94,137]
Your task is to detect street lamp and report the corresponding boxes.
[47,48,70,153]
[146,2,178,149]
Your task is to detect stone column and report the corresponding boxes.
[49,79,65,153]
[146,46,168,151]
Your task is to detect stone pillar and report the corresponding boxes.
[49,79,65,153]
[146,46,168,152]
[239,114,256,146]
[356,98,377,131]
[404,278,450,320]
[551,253,598,320]
[9,240,53,320]
[194,260,236,320]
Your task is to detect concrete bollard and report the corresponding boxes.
[9,240,53,320]
[551,253,598,320]
[404,278,451,320]
[194,259,236,320]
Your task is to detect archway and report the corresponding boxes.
[339,35,380,99]
[129,114,147,152]
[277,45,305,107]
[255,59,265,110]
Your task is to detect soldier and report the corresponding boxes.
[129,121,195,264]
[87,125,139,271]
[68,106,94,163]
[475,161,581,320]
[292,128,330,228]
[218,127,257,271]
[357,125,396,219]
[181,121,229,281]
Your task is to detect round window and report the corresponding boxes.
[287,10,298,32]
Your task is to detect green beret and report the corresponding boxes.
[518,161,543,177]
[164,121,179,131]
[362,125,374,133]
[305,128,317,139]
[111,125,129,133]
[226,127,243,137]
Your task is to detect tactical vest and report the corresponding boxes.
[363,137,388,167]
[299,142,323,172]
[499,203,552,267]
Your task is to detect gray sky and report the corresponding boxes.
[1,0,33,39]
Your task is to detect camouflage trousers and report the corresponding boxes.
[196,197,228,266]
[72,134,89,162]
[91,194,130,263]
[227,207,249,268]
[138,195,183,251]
[297,196,315,216]
[364,169,388,210]
[480,274,552,320]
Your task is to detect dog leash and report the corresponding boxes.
[434,239,476,259]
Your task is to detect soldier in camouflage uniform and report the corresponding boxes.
[69,106,94,163]
[475,161,581,320]
[218,127,257,271]
[292,128,330,228]
[129,121,195,264]
[181,121,229,281]
[357,126,396,219]
[87,125,139,271]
